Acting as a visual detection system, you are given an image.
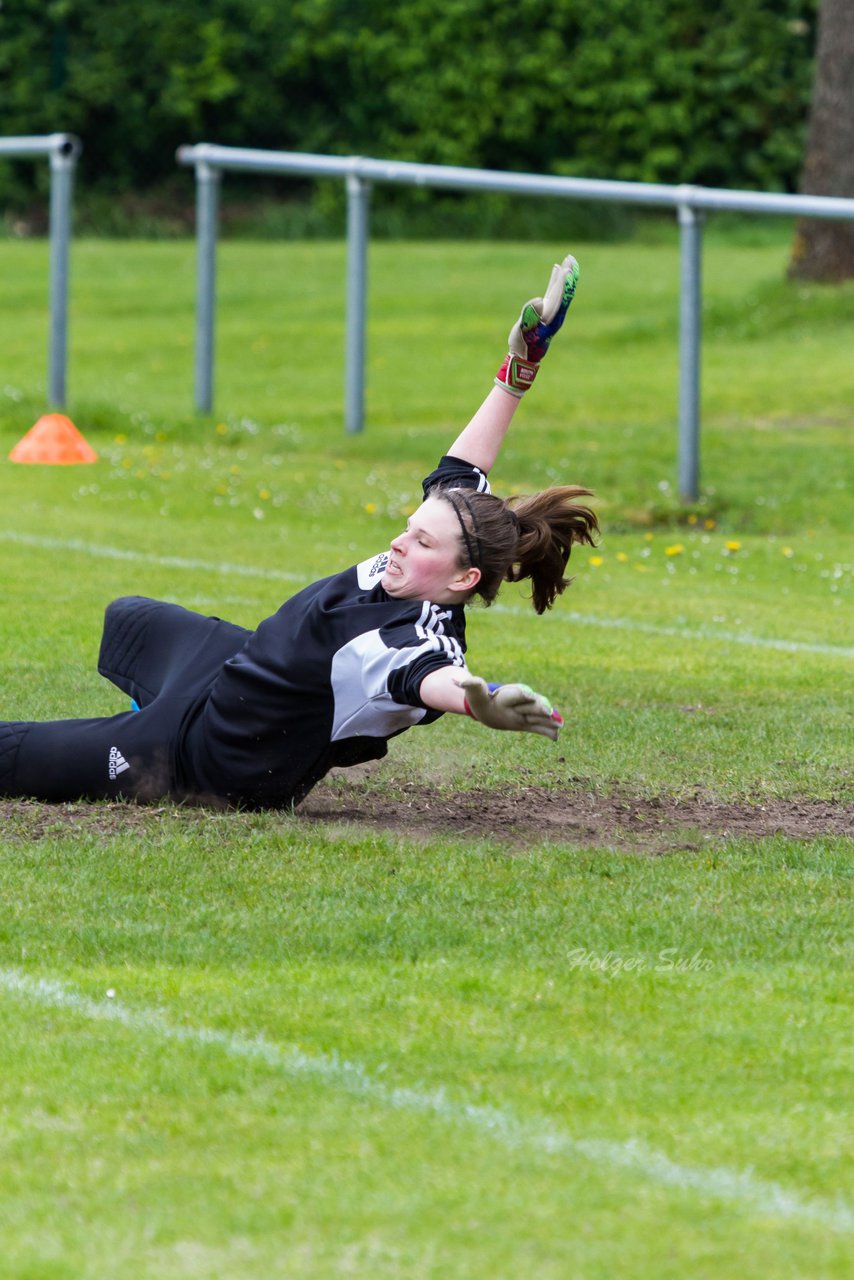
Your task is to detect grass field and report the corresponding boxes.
[0,231,852,1278]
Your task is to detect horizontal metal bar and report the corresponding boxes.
[0,133,82,161]
[177,143,854,222]
[177,143,360,180]
[671,183,854,220]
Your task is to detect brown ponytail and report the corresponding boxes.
[507,487,599,613]
[433,484,599,614]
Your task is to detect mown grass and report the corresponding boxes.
[1,824,852,1278]
[0,234,852,1278]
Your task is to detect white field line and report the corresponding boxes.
[492,604,854,660]
[0,529,304,583]
[2,968,851,1235]
[2,527,850,658]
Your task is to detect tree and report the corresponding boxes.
[789,0,854,281]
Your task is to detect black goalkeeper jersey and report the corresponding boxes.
[181,454,491,807]
[0,456,493,809]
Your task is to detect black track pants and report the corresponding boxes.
[0,597,250,803]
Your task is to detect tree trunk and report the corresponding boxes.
[789,0,854,282]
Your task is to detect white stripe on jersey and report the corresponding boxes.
[330,630,434,741]
[414,602,464,665]
[415,601,449,636]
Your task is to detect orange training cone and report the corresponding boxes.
[9,414,98,465]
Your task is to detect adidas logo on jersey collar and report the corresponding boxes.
[357,551,389,590]
[108,746,130,780]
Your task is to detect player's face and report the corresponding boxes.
[382,497,480,603]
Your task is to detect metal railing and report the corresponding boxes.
[177,143,854,500]
[0,134,81,407]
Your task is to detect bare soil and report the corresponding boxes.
[300,779,854,854]
[4,782,849,855]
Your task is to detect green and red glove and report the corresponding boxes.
[495,253,580,397]
[457,675,564,742]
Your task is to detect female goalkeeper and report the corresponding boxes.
[0,255,598,809]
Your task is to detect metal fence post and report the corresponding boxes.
[677,202,704,502]
[47,144,76,406]
[176,143,854,487]
[194,160,221,413]
[345,172,371,434]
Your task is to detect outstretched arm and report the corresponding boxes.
[419,666,563,742]
[445,253,580,474]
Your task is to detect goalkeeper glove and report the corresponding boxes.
[495,253,580,396]
[457,675,564,741]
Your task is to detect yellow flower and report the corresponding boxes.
[782,546,794,558]
[687,514,698,525]
[589,555,604,566]
[259,489,271,500]
[725,540,742,553]
[704,518,716,530]
[215,423,227,435]
[364,502,377,514]
[665,544,685,556]
[616,552,628,563]
[644,532,654,541]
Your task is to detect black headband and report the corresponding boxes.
[455,491,485,568]
[445,491,480,569]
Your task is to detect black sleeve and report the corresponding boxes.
[380,604,467,711]
[422,455,491,498]
[387,649,460,714]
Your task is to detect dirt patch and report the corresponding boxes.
[1,786,851,854]
[0,800,173,841]
[299,780,854,853]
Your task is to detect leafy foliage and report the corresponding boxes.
[0,1,818,214]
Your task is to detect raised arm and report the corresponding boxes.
[445,253,580,473]
[445,385,520,475]
[417,253,585,743]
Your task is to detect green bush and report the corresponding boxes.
[0,0,818,230]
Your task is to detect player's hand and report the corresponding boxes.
[495,254,580,396]
[457,675,564,741]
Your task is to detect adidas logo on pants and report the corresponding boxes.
[108,746,130,780]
